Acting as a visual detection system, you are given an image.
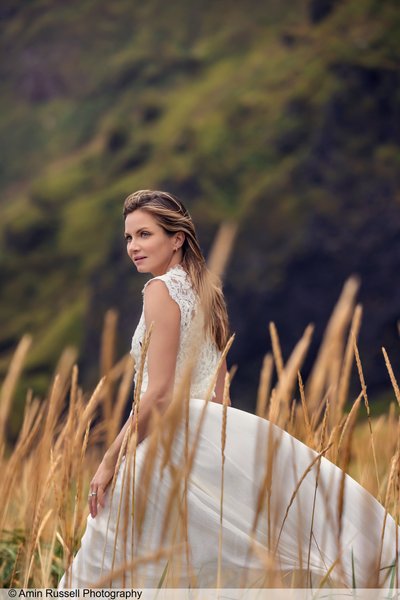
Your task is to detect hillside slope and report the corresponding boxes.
[1,0,399,417]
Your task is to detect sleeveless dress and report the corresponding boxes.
[59,264,399,589]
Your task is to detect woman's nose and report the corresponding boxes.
[128,238,138,253]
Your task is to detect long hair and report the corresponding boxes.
[123,189,229,351]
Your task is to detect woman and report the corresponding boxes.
[59,190,398,589]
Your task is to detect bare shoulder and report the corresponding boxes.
[144,279,180,320]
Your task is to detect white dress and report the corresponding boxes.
[59,264,399,589]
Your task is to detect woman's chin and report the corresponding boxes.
[134,263,151,273]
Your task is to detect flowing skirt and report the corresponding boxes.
[59,399,399,588]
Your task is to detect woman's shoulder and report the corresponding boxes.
[142,264,197,317]
[142,264,192,296]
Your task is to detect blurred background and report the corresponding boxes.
[1,0,399,434]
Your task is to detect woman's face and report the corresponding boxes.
[124,209,182,276]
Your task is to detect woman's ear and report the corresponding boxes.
[175,231,185,249]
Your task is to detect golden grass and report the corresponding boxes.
[0,280,399,588]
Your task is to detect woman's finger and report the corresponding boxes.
[88,487,98,518]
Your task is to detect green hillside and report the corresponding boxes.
[1,0,400,420]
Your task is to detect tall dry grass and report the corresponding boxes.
[0,275,399,588]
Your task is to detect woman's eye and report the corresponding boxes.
[141,231,150,238]
[125,236,132,243]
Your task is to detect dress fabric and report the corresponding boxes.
[59,264,399,589]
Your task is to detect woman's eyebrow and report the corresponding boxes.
[124,226,151,236]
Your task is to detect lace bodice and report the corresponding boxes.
[130,264,222,399]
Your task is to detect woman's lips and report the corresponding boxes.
[134,257,146,263]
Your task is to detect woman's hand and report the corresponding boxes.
[88,454,117,518]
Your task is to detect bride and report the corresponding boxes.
[59,189,399,589]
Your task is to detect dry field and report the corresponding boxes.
[0,277,399,589]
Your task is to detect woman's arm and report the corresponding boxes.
[213,359,230,405]
[89,280,180,516]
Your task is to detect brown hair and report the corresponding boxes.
[123,189,229,351]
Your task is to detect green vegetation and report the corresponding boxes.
[0,0,399,414]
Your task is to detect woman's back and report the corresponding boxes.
[130,263,222,400]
